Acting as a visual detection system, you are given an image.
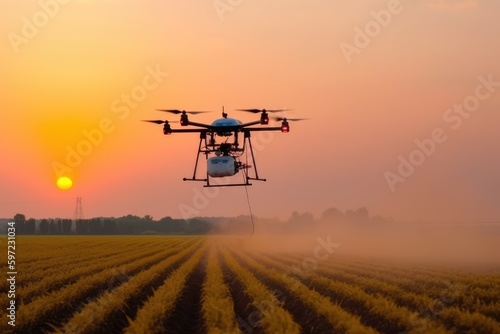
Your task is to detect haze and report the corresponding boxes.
[1,0,499,223]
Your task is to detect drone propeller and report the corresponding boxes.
[156,109,211,115]
[272,117,308,122]
[142,120,178,124]
[237,108,291,114]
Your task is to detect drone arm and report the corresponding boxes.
[170,129,208,133]
[186,121,213,129]
[239,120,262,128]
[245,127,283,132]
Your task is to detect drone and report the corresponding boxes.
[143,108,306,187]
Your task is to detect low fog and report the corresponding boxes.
[219,207,500,269]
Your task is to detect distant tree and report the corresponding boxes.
[284,211,315,233]
[49,219,57,234]
[75,219,88,234]
[355,207,369,222]
[157,216,174,233]
[187,218,211,235]
[288,211,301,223]
[103,218,117,234]
[321,207,345,222]
[157,216,188,234]
[14,213,26,234]
[214,215,255,235]
[287,211,314,224]
[62,219,72,234]
[116,215,144,234]
[141,215,156,231]
[173,218,189,234]
[39,219,49,234]
[25,218,36,234]
[346,207,370,223]
[89,218,102,234]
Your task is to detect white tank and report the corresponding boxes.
[207,156,237,177]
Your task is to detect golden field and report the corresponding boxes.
[1,236,499,333]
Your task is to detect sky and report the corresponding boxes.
[1,0,499,222]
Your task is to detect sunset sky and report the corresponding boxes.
[1,0,499,222]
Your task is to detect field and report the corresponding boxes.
[2,236,500,333]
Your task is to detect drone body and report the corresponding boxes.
[144,108,305,187]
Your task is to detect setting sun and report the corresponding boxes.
[56,176,73,191]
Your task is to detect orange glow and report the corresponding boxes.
[1,2,499,221]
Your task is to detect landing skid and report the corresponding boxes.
[182,130,266,187]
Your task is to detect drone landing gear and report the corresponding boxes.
[183,131,209,183]
[240,129,267,187]
[182,130,267,187]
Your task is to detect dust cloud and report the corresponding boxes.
[217,211,500,269]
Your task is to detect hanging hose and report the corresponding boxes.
[242,151,255,236]
[244,181,255,236]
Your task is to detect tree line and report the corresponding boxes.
[11,207,392,235]
[11,214,213,235]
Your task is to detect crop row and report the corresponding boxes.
[287,252,500,310]
[225,244,380,334]
[201,242,240,333]
[60,239,204,333]
[19,239,190,303]
[330,257,500,315]
[124,245,206,333]
[251,252,448,333]
[10,238,200,333]
[268,252,500,333]
[2,236,498,334]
